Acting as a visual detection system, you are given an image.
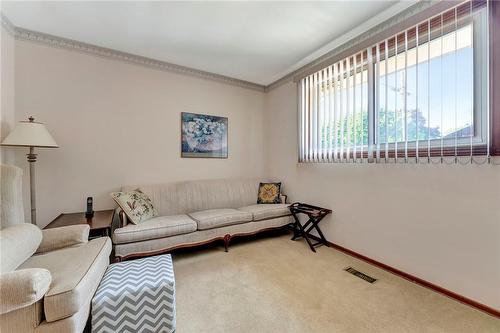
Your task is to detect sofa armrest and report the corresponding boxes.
[280,194,288,204]
[36,225,89,254]
[117,209,128,228]
[0,268,51,315]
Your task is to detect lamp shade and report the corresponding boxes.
[1,117,58,148]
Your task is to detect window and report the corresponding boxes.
[299,0,491,163]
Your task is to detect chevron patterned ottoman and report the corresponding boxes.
[91,254,176,333]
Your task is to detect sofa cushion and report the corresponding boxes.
[113,215,197,244]
[18,237,111,322]
[0,224,42,273]
[121,179,270,216]
[189,209,253,230]
[238,204,291,221]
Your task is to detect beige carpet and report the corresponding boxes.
[172,233,499,333]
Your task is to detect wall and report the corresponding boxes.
[0,24,15,164]
[12,39,266,227]
[264,81,500,310]
[4,17,499,311]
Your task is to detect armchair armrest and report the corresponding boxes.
[0,268,51,315]
[36,225,89,254]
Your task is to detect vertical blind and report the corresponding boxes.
[298,0,490,164]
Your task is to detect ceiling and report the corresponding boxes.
[2,1,414,86]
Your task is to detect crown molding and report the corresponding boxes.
[2,1,440,93]
[265,0,439,92]
[2,15,266,93]
[1,13,16,37]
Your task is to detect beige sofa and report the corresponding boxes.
[0,165,112,333]
[113,179,294,261]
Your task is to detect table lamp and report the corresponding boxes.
[1,116,58,225]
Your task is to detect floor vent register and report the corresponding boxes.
[345,267,377,283]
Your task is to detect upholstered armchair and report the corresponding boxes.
[0,164,111,333]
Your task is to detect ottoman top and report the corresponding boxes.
[95,254,175,295]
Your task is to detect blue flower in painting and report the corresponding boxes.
[182,114,227,153]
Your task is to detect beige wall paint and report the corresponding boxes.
[0,25,15,165]
[12,40,266,228]
[264,81,500,310]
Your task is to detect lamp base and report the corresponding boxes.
[28,147,37,225]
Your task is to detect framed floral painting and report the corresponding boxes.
[181,112,228,158]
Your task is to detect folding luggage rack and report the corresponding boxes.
[289,202,332,252]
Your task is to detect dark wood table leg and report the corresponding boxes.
[291,212,301,240]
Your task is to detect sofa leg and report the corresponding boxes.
[224,235,231,252]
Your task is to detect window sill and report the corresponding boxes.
[306,145,490,160]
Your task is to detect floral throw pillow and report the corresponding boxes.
[111,189,158,224]
[257,182,282,204]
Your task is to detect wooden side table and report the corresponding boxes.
[44,209,115,239]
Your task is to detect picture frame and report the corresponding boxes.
[181,112,228,158]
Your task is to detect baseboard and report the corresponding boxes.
[307,235,500,319]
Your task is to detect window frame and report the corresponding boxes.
[299,1,497,160]
[369,6,489,158]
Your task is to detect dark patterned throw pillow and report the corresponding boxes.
[257,182,282,204]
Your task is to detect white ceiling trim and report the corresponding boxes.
[1,1,438,93]
[1,12,15,36]
[1,14,266,92]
